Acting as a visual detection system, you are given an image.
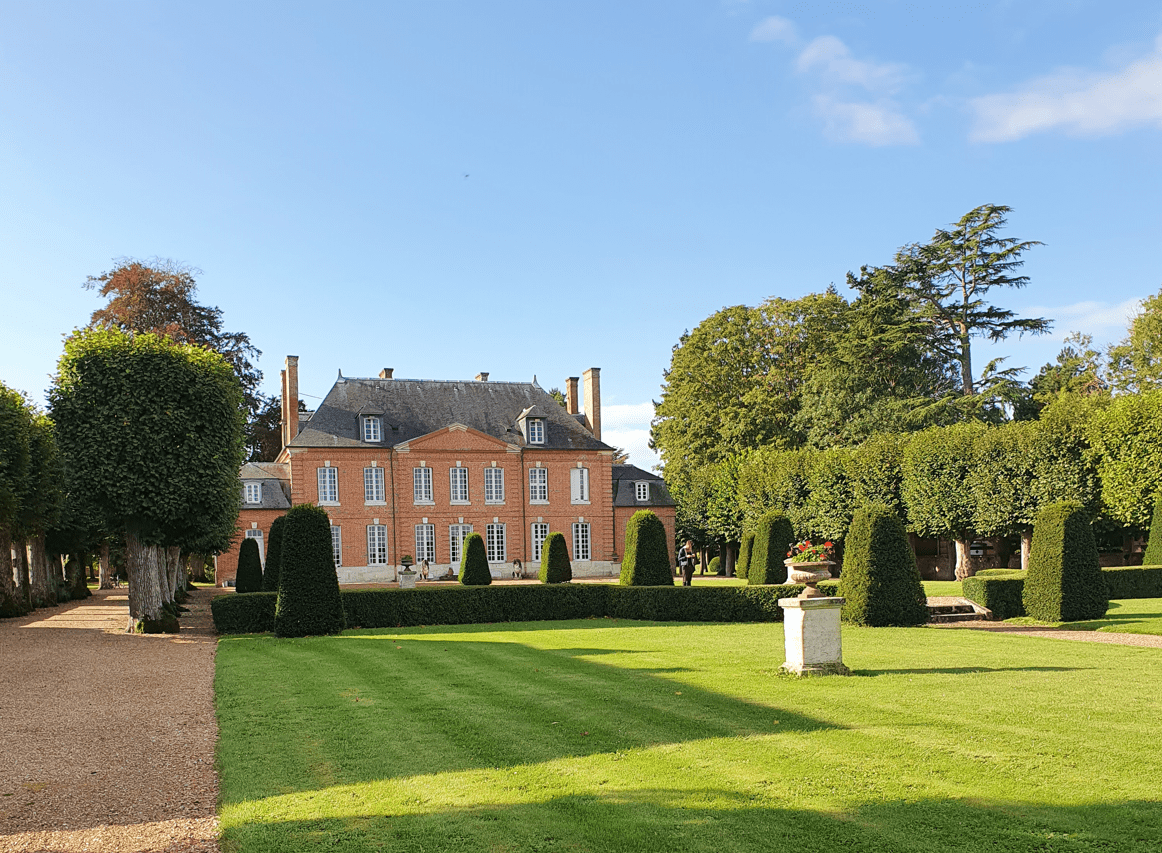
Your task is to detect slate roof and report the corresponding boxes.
[288,377,612,452]
[612,464,675,508]
[239,462,291,509]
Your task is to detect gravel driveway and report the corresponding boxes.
[0,587,222,853]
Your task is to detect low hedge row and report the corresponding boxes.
[211,581,841,635]
[962,566,1162,620]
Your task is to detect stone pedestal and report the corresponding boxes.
[398,571,417,589]
[778,596,850,677]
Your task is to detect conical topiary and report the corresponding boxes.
[262,514,287,592]
[747,512,794,585]
[839,503,928,626]
[1143,495,1162,566]
[1023,501,1108,622]
[235,537,264,593]
[539,531,572,583]
[619,510,673,586]
[274,504,346,637]
[459,532,492,585]
[736,530,755,580]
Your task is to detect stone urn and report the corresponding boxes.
[398,569,417,589]
[784,559,836,599]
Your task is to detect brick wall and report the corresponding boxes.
[216,508,286,585]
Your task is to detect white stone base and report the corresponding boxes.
[777,596,851,677]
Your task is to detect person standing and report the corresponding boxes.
[678,540,696,587]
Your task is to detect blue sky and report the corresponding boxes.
[2,1,1160,469]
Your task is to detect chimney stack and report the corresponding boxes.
[565,377,580,414]
[582,367,601,440]
[281,355,300,453]
[379,368,394,379]
[475,372,489,382]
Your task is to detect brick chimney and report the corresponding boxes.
[475,372,489,381]
[582,367,601,440]
[565,377,580,415]
[281,355,300,452]
[379,368,394,379]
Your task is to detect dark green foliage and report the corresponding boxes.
[1143,496,1162,566]
[274,504,345,637]
[839,504,928,626]
[235,537,263,593]
[619,510,673,586]
[736,531,754,580]
[708,556,721,576]
[748,512,794,585]
[539,532,572,583]
[262,515,286,592]
[963,573,1027,620]
[1023,501,1108,622]
[459,532,492,586]
[1101,566,1162,599]
[213,581,842,634]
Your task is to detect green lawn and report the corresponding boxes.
[922,580,963,597]
[216,620,1162,852]
[1006,597,1162,636]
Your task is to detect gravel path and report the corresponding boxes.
[934,620,1162,647]
[0,587,221,853]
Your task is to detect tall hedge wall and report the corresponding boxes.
[748,511,794,585]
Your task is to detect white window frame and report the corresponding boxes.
[367,524,388,565]
[449,467,469,504]
[527,419,544,444]
[484,467,505,504]
[318,467,339,504]
[449,524,473,565]
[363,415,382,443]
[529,468,548,504]
[572,523,591,561]
[331,525,342,567]
[244,482,262,504]
[570,467,590,504]
[486,523,506,563]
[531,522,549,562]
[415,524,435,563]
[413,467,433,504]
[244,528,265,566]
[635,481,650,502]
[364,467,385,504]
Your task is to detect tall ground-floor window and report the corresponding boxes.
[449,524,473,565]
[367,524,388,565]
[330,525,342,567]
[486,523,506,563]
[572,523,590,561]
[415,524,435,564]
[531,522,549,562]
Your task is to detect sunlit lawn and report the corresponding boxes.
[1006,597,1162,636]
[922,580,962,597]
[216,619,1162,852]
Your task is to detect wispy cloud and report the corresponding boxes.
[970,34,1162,142]
[749,16,798,46]
[811,96,920,146]
[1023,298,1142,340]
[602,403,659,470]
[796,35,912,92]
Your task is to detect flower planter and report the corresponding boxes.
[784,559,836,598]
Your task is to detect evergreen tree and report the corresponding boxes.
[839,504,928,627]
[263,515,287,591]
[1023,501,1108,622]
[619,510,673,586]
[459,532,492,585]
[275,504,345,637]
[736,530,755,581]
[539,532,572,583]
[747,511,795,585]
[235,537,264,593]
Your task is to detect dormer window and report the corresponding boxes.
[635,481,649,502]
[363,416,382,443]
[245,482,262,504]
[527,419,544,444]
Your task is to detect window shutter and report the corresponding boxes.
[570,468,581,502]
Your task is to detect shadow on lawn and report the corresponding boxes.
[224,788,1162,853]
[861,665,1089,676]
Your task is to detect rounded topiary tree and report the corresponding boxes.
[1143,495,1162,567]
[539,531,572,583]
[262,515,287,592]
[708,555,721,576]
[235,537,264,593]
[1023,501,1108,622]
[736,530,755,580]
[274,504,346,637]
[619,510,673,586]
[839,503,928,626]
[459,532,492,585]
[747,511,794,585]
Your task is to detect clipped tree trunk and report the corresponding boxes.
[953,539,973,581]
[723,542,735,578]
[1020,528,1032,572]
[99,541,114,589]
[67,553,90,599]
[1,527,29,617]
[29,534,53,608]
[124,531,176,633]
[165,545,183,603]
[14,537,32,612]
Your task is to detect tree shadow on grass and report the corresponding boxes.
[860,665,1091,676]
[223,788,1162,853]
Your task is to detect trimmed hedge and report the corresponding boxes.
[212,581,842,634]
[235,537,263,594]
[1143,497,1162,566]
[748,512,794,585]
[459,532,492,585]
[274,504,346,637]
[708,556,721,576]
[539,531,572,583]
[1024,501,1108,622]
[736,531,754,580]
[963,572,1027,620]
[619,510,673,586]
[839,504,928,627]
[262,515,286,592]
[1102,565,1162,599]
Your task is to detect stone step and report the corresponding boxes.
[928,611,987,624]
[928,603,976,615]
[926,596,993,624]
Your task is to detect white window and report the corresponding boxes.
[529,468,548,503]
[245,528,265,566]
[449,467,469,503]
[364,467,385,503]
[570,467,590,504]
[527,419,544,444]
[367,524,388,565]
[415,524,435,563]
[331,525,342,567]
[484,467,505,503]
[244,482,262,504]
[449,524,473,564]
[413,467,433,503]
[531,522,549,561]
[486,523,506,563]
[636,481,650,502]
[318,467,338,504]
[363,416,382,443]
[572,523,591,561]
